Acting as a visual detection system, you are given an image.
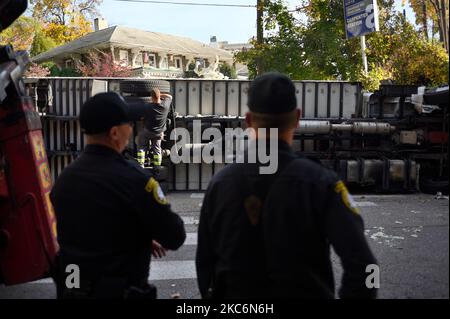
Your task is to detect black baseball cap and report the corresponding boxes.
[247,72,298,114]
[79,92,142,134]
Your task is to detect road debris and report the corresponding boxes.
[369,231,405,248]
[435,192,449,200]
[370,232,405,241]
[171,293,181,299]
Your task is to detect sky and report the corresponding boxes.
[98,0,416,44]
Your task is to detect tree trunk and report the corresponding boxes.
[422,0,428,40]
[430,0,449,52]
[443,0,449,52]
[256,0,264,75]
[437,0,449,52]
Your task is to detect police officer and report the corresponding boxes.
[51,92,186,299]
[195,73,377,299]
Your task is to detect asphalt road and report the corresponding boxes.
[0,193,448,299]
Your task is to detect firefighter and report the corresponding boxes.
[195,73,377,299]
[50,92,186,299]
[136,88,173,167]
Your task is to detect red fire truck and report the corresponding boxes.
[0,0,58,285]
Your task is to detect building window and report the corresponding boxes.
[160,56,168,69]
[174,57,183,69]
[196,58,206,68]
[148,53,157,67]
[65,59,73,68]
[119,50,129,66]
[134,53,143,67]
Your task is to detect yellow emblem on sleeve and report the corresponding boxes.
[145,177,168,205]
[334,181,360,215]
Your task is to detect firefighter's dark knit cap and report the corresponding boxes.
[247,72,298,114]
[79,92,141,134]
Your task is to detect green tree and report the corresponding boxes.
[31,0,101,45]
[299,0,362,80]
[378,14,448,85]
[30,28,58,57]
[237,0,305,79]
[49,64,81,76]
[0,16,36,51]
[219,62,237,79]
[1,1,101,56]
[184,62,200,78]
[237,0,448,89]
[403,0,449,50]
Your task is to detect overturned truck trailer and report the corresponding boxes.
[26,78,449,194]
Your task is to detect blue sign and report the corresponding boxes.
[344,0,380,39]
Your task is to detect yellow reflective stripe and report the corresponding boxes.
[334,181,360,215]
[145,177,157,193]
[145,177,168,205]
[334,181,347,193]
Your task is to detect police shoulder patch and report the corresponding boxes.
[334,181,360,215]
[145,177,168,205]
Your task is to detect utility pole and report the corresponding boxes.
[256,0,264,75]
[361,36,368,74]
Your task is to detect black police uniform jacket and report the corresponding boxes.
[51,145,186,289]
[196,141,377,299]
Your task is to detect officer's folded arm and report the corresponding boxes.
[151,240,167,258]
[152,207,186,251]
[135,177,187,251]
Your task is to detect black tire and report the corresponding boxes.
[420,176,449,195]
[423,88,449,107]
[120,80,171,95]
[124,96,153,104]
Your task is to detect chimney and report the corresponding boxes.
[94,18,108,32]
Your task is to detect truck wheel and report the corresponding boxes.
[120,80,171,95]
[420,177,449,195]
[124,96,153,104]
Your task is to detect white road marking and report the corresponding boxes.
[150,261,196,281]
[29,233,198,284]
[190,193,205,199]
[30,278,53,284]
[181,216,199,225]
[184,232,197,246]
[25,200,384,287]
[354,201,378,207]
[29,260,199,283]
[354,195,413,199]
